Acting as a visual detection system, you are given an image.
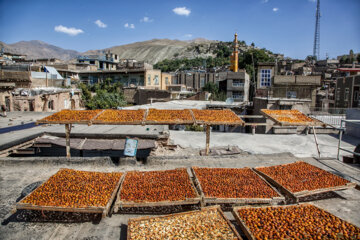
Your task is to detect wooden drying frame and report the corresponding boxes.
[260,109,326,127]
[193,109,245,126]
[36,108,246,156]
[114,168,201,210]
[127,205,243,240]
[232,203,360,240]
[144,109,195,125]
[16,169,125,218]
[253,161,356,202]
[37,110,105,126]
[191,167,284,206]
[90,109,146,125]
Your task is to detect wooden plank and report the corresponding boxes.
[240,115,265,119]
[253,167,297,201]
[144,120,195,125]
[205,125,210,156]
[16,203,104,214]
[189,109,196,123]
[232,207,256,240]
[214,205,243,240]
[102,173,125,218]
[88,109,106,126]
[36,120,90,125]
[91,121,143,125]
[244,123,271,126]
[190,167,206,207]
[142,108,149,126]
[65,124,71,158]
[32,143,52,148]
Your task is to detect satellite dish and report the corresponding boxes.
[225,98,234,104]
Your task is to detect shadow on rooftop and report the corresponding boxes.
[1,210,102,225]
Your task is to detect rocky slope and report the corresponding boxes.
[0,40,80,60]
[1,38,270,64]
[84,38,222,64]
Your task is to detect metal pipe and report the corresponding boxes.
[339,147,360,156]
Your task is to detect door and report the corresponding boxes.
[353,86,359,108]
[5,97,10,111]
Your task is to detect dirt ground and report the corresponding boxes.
[1,154,360,240]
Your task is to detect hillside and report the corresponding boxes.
[0,40,80,60]
[84,38,222,64]
[1,38,278,64]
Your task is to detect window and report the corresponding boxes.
[344,88,349,101]
[200,78,205,88]
[154,75,159,85]
[233,80,244,87]
[336,88,341,101]
[165,77,169,85]
[232,91,243,100]
[89,60,95,65]
[48,100,54,110]
[286,91,297,99]
[130,78,137,86]
[354,91,359,101]
[260,69,271,88]
[280,105,292,110]
[147,75,151,85]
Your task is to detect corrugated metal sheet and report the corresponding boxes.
[45,66,63,79]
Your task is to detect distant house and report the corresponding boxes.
[335,73,360,108]
[77,51,119,70]
[0,65,78,112]
[0,51,27,63]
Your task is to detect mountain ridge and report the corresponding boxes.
[1,38,273,64]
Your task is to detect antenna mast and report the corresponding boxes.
[313,0,320,60]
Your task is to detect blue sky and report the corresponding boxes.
[0,0,359,59]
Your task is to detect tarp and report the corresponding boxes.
[35,137,155,150]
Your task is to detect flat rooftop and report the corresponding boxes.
[0,154,359,239]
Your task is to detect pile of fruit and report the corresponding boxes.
[145,109,193,123]
[261,109,315,125]
[128,207,240,240]
[21,169,123,208]
[256,162,350,193]
[94,109,145,123]
[120,169,197,202]
[192,109,243,124]
[40,110,102,123]
[237,205,360,239]
[193,167,279,199]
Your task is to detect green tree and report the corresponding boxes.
[202,82,227,101]
[78,80,127,110]
[349,49,355,63]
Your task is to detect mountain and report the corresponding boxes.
[0,40,80,60]
[1,38,276,64]
[83,38,221,64]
